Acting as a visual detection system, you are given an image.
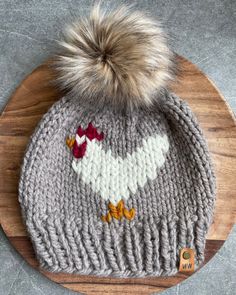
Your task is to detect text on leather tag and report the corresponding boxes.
[179,248,195,273]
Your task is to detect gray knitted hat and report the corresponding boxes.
[19,5,216,277]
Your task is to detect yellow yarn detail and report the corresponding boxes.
[107,212,112,222]
[101,211,112,223]
[102,200,135,222]
[123,208,135,220]
[66,137,75,149]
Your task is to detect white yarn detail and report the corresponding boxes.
[72,134,169,205]
[76,134,86,145]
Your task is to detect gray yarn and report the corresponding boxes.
[18,91,216,277]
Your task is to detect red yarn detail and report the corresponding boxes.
[77,126,84,138]
[72,122,104,158]
[76,122,104,141]
[72,140,87,158]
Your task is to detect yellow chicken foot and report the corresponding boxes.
[101,200,135,222]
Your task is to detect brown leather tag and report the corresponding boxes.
[179,248,195,273]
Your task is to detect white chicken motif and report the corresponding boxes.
[66,123,169,222]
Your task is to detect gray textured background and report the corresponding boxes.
[0,0,235,294]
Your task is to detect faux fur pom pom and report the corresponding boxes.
[54,5,176,110]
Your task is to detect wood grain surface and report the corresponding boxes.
[0,56,235,295]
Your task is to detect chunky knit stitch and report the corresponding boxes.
[18,91,216,277]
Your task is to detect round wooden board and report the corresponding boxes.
[0,56,236,295]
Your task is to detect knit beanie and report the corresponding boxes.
[19,5,216,277]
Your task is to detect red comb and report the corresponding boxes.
[77,122,104,141]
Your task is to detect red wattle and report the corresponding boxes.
[72,140,87,158]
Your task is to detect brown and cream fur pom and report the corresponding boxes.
[54,5,176,110]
